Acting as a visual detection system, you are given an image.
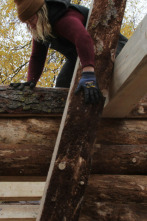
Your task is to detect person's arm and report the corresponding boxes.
[10,39,48,90]
[27,39,49,83]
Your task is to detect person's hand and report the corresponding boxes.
[75,72,103,104]
[9,81,36,90]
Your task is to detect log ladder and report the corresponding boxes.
[0,0,147,220]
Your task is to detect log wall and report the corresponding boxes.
[0,86,147,220]
[0,118,147,177]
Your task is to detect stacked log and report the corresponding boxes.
[0,86,147,220]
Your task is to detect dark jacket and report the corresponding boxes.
[45,0,89,25]
[44,0,89,60]
[45,0,127,59]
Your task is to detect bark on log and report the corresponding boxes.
[0,86,147,118]
[0,118,147,177]
[0,86,67,116]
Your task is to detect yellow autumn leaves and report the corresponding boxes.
[0,0,138,87]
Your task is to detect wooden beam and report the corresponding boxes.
[1,203,147,221]
[0,144,147,178]
[0,88,147,118]
[103,15,147,118]
[0,118,146,179]
[37,0,126,219]
[0,205,38,221]
[0,175,147,202]
[0,86,67,117]
[0,182,44,201]
[129,94,147,118]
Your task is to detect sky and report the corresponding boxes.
[124,0,147,27]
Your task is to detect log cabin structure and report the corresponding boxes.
[0,0,147,220]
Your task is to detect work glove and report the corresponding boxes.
[10,81,36,90]
[75,72,102,104]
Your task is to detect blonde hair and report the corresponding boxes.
[28,3,53,42]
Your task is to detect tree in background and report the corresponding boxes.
[121,0,146,38]
[0,0,65,87]
[0,0,146,87]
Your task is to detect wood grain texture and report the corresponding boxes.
[0,144,147,177]
[0,182,44,201]
[1,175,147,202]
[0,118,146,177]
[1,203,147,221]
[37,0,126,219]
[103,15,147,118]
[1,175,147,220]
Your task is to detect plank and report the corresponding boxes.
[37,0,126,219]
[1,203,147,221]
[103,15,147,118]
[1,175,147,220]
[1,175,147,202]
[0,205,38,221]
[0,177,46,182]
[0,182,44,201]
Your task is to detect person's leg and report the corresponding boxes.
[55,58,77,88]
[116,33,128,57]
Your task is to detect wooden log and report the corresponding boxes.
[103,15,147,118]
[1,175,147,202]
[0,118,147,178]
[0,144,147,178]
[97,119,147,145]
[92,144,147,174]
[80,202,147,221]
[1,203,147,221]
[37,0,127,218]
[85,175,147,203]
[0,87,147,118]
[0,86,68,116]
[0,118,146,148]
[1,175,147,220]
